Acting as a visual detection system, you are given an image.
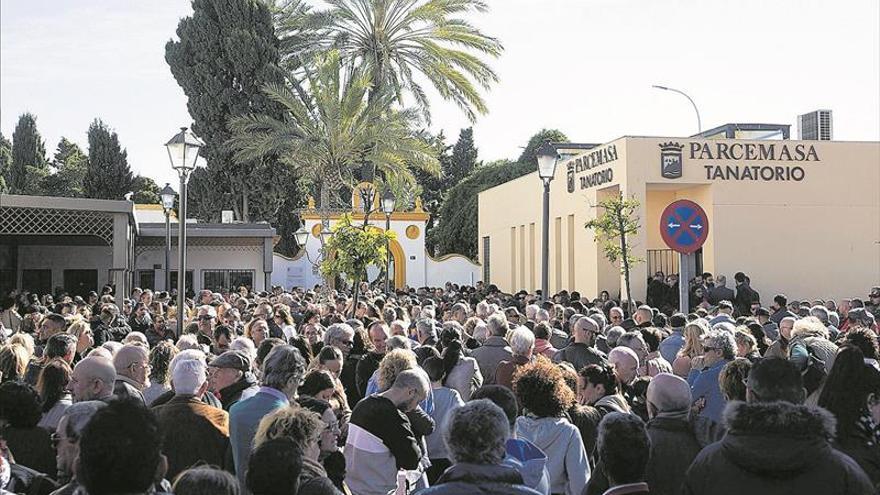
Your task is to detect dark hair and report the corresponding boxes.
[298,369,335,397]
[150,341,178,385]
[316,344,342,364]
[36,358,72,413]
[745,322,769,355]
[0,380,43,427]
[45,333,77,360]
[819,346,880,438]
[471,385,519,427]
[42,313,67,331]
[513,359,575,418]
[598,412,650,485]
[256,337,285,368]
[440,331,463,386]
[843,328,879,361]
[747,358,804,404]
[173,466,241,495]
[579,364,618,395]
[639,328,662,353]
[288,335,314,363]
[774,294,787,307]
[719,358,752,402]
[213,324,232,342]
[246,437,303,495]
[422,356,445,383]
[533,322,551,340]
[296,396,332,417]
[78,399,162,495]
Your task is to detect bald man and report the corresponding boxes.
[645,373,722,495]
[608,346,639,387]
[112,344,150,405]
[71,357,117,402]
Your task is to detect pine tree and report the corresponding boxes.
[446,127,478,188]
[42,137,88,197]
[165,0,286,222]
[10,113,48,194]
[83,119,134,199]
[0,132,10,193]
[131,175,161,204]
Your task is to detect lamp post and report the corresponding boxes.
[652,85,702,133]
[536,141,559,302]
[381,189,396,294]
[165,127,203,337]
[159,183,177,293]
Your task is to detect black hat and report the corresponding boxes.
[755,307,771,317]
[208,350,251,372]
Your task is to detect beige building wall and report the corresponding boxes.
[479,137,880,303]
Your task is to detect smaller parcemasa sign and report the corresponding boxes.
[567,144,618,192]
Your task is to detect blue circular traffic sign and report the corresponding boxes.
[660,199,709,254]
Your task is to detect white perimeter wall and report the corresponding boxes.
[426,254,480,287]
[137,245,266,292]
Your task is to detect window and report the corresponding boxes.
[137,270,156,291]
[23,269,52,295]
[482,236,490,284]
[169,270,194,297]
[63,270,97,298]
[202,269,255,292]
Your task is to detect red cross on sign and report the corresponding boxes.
[660,199,709,254]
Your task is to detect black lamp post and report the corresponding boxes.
[381,189,396,294]
[159,183,177,293]
[165,127,203,337]
[536,141,559,302]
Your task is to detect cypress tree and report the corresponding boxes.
[83,119,134,199]
[10,113,47,194]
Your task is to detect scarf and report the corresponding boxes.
[856,408,880,447]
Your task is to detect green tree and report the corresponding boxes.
[228,50,440,217]
[131,175,161,204]
[429,129,568,258]
[321,213,395,310]
[585,193,643,314]
[165,0,288,222]
[0,132,11,193]
[321,0,503,123]
[41,137,87,197]
[83,119,134,200]
[10,113,47,194]
[447,127,478,186]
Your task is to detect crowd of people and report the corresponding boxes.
[0,277,879,495]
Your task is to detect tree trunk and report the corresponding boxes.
[618,203,634,316]
[241,178,249,223]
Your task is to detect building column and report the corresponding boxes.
[111,214,130,309]
[263,237,273,292]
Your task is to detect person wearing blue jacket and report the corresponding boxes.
[687,330,735,424]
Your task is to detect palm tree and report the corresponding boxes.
[227,49,439,215]
[316,0,503,123]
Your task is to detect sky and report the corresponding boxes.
[2,0,879,188]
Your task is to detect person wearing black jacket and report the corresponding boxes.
[733,272,760,318]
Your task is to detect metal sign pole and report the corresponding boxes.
[679,252,689,314]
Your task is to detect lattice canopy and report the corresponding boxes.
[0,206,115,245]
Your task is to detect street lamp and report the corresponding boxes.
[381,189,396,294]
[159,183,177,293]
[165,126,203,337]
[536,141,559,302]
[293,225,309,248]
[652,85,702,133]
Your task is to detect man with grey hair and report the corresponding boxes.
[810,305,840,340]
[418,399,541,494]
[494,326,535,390]
[687,330,735,424]
[229,344,305,484]
[153,357,229,480]
[112,344,150,405]
[324,322,355,358]
[52,401,106,492]
[346,369,430,495]
[414,318,440,364]
[472,313,512,385]
[553,316,607,372]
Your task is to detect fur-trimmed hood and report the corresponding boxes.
[720,400,837,477]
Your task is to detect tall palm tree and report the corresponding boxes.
[319,0,503,123]
[227,49,439,214]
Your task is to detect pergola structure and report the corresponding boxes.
[0,194,137,305]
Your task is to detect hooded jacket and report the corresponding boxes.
[414,463,542,495]
[682,400,874,495]
[503,437,551,495]
[594,394,631,415]
[515,416,589,495]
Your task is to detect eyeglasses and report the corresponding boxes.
[51,432,75,448]
[199,316,215,321]
[338,339,353,347]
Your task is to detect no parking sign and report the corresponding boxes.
[660,199,709,254]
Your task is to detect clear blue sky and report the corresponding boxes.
[2,0,878,188]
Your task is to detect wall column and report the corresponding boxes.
[111,213,130,308]
[263,237,273,292]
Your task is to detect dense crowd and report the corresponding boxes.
[0,277,879,495]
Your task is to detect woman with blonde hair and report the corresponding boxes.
[0,344,30,383]
[67,319,94,362]
[9,332,35,359]
[673,320,709,377]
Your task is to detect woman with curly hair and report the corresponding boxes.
[143,341,179,406]
[513,358,589,495]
